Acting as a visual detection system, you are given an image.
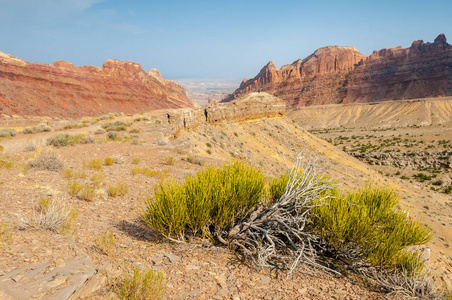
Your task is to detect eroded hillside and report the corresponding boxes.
[0,94,450,298]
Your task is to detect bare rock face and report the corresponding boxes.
[167,92,286,135]
[0,52,194,118]
[224,34,452,108]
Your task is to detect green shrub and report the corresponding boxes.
[101,121,130,132]
[117,266,166,300]
[46,134,95,147]
[0,128,17,137]
[268,172,289,205]
[142,160,265,239]
[313,185,432,275]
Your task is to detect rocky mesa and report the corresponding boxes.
[0,51,195,118]
[223,34,452,108]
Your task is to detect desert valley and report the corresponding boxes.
[0,33,451,300]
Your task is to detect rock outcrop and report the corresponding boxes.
[167,92,285,135]
[224,34,452,108]
[0,52,194,118]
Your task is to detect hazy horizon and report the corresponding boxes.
[1,0,451,80]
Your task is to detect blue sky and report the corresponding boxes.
[0,0,451,79]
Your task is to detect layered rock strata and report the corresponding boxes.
[167,92,286,135]
[0,51,194,118]
[224,34,452,108]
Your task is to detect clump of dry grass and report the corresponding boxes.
[182,155,205,166]
[24,139,44,152]
[0,221,11,246]
[117,266,166,300]
[84,159,102,170]
[21,197,78,234]
[164,156,176,166]
[104,157,115,165]
[108,182,129,197]
[91,172,105,188]
[63,168,87,179]
[93,231,115,255]
[67,181,96,201]
[28,149,64,171]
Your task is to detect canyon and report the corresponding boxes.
[223,34,452,108]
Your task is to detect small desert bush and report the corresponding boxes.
[46,133,95,147]
[112,154,125,164]
[22,123,52,134]
[104,157,115,165]
[63,123,87,130]
[0,145,3,152]
[91,172,105,188]
[132,158,141,164]
[0,128,17,137]
[84,159,103,170]
[94,231,115,255]
[94,128,106,135]
[28,149,64,171]
[129,128,141,134]
[164,156,176,166]
[0,221,11,246]
[156,138,168,146]
[142,160,265,239]
[67,181,96,201]
[107,131,119,140]
[24,139,44,152]
[108,182,129,197]
[182,155,205,166]
[98,113,117,121]
[21,197,78,234]
[63,168,87,179]
[0,158,14,169]
[102,121,130,132]
[117,266,166,300]
[313,185,432,275]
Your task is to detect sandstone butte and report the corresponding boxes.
[0,51,195,118]
[223,34,452,109]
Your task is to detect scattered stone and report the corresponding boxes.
[165,253,181,263]
[185,264,200,270]
[183,288,203,298]
[260,275,271,284]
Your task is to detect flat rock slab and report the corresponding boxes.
[0,245,97,300]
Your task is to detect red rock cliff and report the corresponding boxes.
[0,52,194,118]
[223,34,452,108]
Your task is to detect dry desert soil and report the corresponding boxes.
[0,100,451,299]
